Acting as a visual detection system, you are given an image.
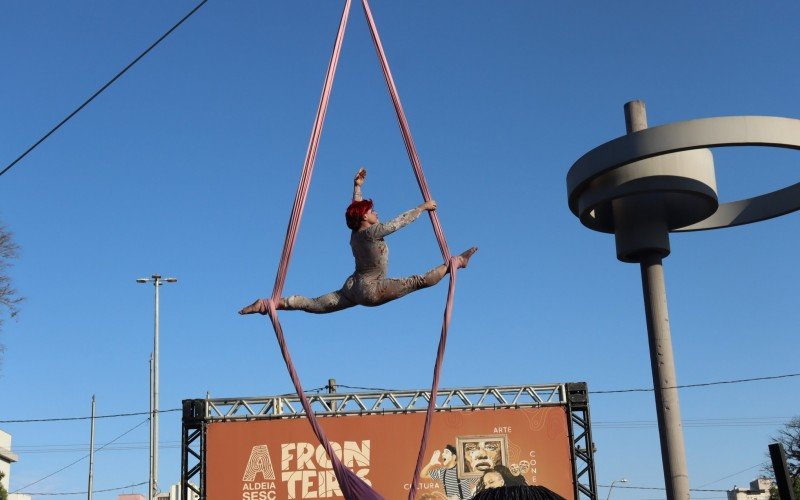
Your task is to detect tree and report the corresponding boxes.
[767,416,800,500]
[774,417,800,477]
[0,470,8,500]
[769,477,800,500]
[0,222,22,359]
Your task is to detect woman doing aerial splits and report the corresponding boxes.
[239,168,477,315]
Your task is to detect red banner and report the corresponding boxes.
[207,406,574,499]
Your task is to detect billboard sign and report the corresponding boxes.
[207,406,574,500]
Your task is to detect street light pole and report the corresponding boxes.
[137,274,177,500]
[607,478,628,500]
[148,353,153,500]
[87,395,95,500]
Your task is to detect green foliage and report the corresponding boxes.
[0,470,8,500]
[768,476,800,500]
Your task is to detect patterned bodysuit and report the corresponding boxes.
[284,207,443,313]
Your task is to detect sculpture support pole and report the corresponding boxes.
[626,101,690,500]
[640,254,689,500]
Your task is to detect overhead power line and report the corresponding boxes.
[1,374,795,425]
[13,440,182,454]
[337,373,799,395]
[593,416,792,429]
[13,418,791,455]
[695,462,765,488]
[10,418,148,494]
[336,384,400,392]
[592,372,800,394]
[0,0,209,178]
[0,407,180,424]
[16,480,148,496]
[599,484,728,492]
[0,386,329,424]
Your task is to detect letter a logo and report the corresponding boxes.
[242,445,276,481]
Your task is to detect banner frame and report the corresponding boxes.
[181,382,597,500]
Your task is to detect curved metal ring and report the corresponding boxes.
[566,116,800,231]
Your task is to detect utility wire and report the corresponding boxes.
[14,417,792,454]
[17,480,148,496]
[0,408,180,424]
[14,441,182,454]
[1,385,330,424]
[695,462,765,488]
[336,384,400,392]
[599,484,728,492]
[0,0,209,178]
[592,372,800,394]
[2,374,796,424]
[10,418,148,494]
[593,416,792,429]
[597,462,767,497]
[285,385,329,395]
[336,373,799,395]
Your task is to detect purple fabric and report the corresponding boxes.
[264,1,380,497]
[265,299,383,499]
[263,0,462,498]
[361,1,459,497]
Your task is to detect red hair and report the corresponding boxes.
[345,199,373,230]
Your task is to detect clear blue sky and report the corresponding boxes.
[1,1,798,499]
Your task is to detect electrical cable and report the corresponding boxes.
[597,462,767,496]
[0,408,180,424]
[0,0,209,178]
[11,417,792,453]
[336,373,799,395]
[10,418,148,494]
[0,385,330,424]
[695,462,766,488]
[15,480,148,496]
[592,372,800,394]
[593,416,792,429]
[2,373,796,424]
[335,384,400,392]
[282,385,328,395]
[598,484,728,492]
[14,440,181,454]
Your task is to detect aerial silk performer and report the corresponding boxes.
[238,1,475,497]
[239,168,477,316]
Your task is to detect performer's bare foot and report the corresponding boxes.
[239,299,268,315]
[456,246,478,269]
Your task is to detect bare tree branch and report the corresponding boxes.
[0,222,22,361]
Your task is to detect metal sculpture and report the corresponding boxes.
[566,100,800,500]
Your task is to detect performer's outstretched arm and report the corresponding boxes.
[365,200,436,239]
[353,167,366,201]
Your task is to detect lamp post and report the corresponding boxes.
[137,274,177,500]
[607,478,628,500]
[87,395,95,500]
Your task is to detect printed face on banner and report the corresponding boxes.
[457,435,508,476]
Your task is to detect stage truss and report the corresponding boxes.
[181,382,597,500]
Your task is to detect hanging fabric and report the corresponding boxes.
[261,1,461,498]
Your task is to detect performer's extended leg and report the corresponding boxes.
[362,246,478,306]
[239,290,355,315]
[239,247,476,314]
[284,291,355,314]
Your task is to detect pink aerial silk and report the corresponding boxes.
[262,1,459,498]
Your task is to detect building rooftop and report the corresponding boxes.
[0,429,19,463]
